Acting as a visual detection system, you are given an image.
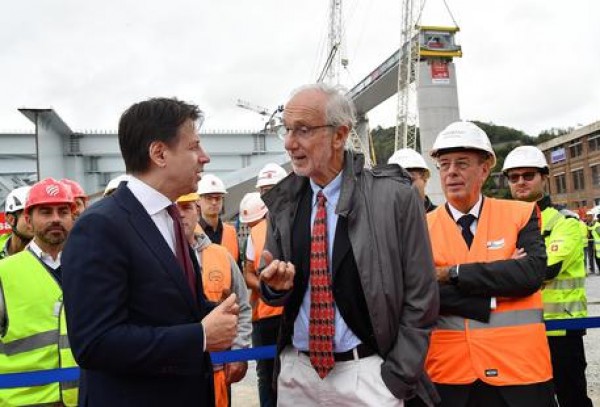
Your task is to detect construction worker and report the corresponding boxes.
[503,145,592,407]
[0,185,33,259]
[388,148,437,212]
[197,174,240,263]
[0,178,78,406]
[586,212,598,273]
[176,192,251,407]
[240,192,281,407]
[103,174,130,197]
[421,122,555,406]
[61,179,89,217]
[591,214,600,272]
[256,163,288,196]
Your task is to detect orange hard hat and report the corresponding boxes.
[25,178,75,213]
[61,178,87,200]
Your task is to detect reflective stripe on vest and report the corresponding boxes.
[250,219,282,321]
[541,207,588,337]
[201,244,232,303]
[438,309,543,331]
[426,198,552,386]
[221,223,239,262]
[0,250,78,406]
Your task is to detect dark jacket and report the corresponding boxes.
[62,184,214,407]
[261,151,440,404]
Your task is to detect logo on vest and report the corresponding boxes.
[486,238,505,250]
[485,369,498,377]
[207,269,224,293]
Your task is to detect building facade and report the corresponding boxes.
[537,121,600,212]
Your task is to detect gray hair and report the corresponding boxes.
[290,83,356,130]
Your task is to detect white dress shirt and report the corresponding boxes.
[28,240,62,270]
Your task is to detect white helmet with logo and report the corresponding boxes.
[431,121,496,167]
[239,192,268,223]
[388,148,430,175]
[4,186,31,213]
[502,145,549,174]
[198,174,227,195]
[104,174,130,196]
[256,163,287,188]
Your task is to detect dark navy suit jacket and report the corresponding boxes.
[62,184,214,407]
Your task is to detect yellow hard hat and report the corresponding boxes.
[177,192,200,203]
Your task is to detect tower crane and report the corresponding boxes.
[236,99,270,117]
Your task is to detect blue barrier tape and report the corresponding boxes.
[4,317,600,389]
[211,345,276,364]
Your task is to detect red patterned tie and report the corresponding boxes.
[309,191,335,379]
[166,204,197,297]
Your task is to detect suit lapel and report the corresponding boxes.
[113,185,200,316]
[332,215,351,279]
[292,187,312,290]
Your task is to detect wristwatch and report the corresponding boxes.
[448,265,459,285]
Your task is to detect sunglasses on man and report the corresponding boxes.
[507,171,538,184]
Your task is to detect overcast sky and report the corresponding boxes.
[1,0,599,137]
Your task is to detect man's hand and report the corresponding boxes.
[512,248,527,259]
[201,294,239,352]
[435,266,450,283]
[225,361,248,384]
[259,250,295,291]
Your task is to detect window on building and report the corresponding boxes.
[595,197,600,206]
[572,168,585,191]
[569,141,583,158]
[592,164,600,187]
[554,173,566,194]
[588,135,600,152]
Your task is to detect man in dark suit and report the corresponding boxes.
[62,97,239,407]
[259,84,439,406]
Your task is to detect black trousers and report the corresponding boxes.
[406,380,556,407]
[548,335,593,407]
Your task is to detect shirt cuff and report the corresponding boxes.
[490,297,497,309]
[202,323,207,352]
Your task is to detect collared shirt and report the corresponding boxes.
[127,176,176,254]
[28,240,62,270]
[447,194,483,236]
[293,171,362,353]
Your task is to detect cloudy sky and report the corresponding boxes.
[1,0,599,137]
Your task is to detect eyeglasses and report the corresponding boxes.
[436,159,474,172]
[507,171,538,184]
[276,124,334,140]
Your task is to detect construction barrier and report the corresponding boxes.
[2,317,600,389]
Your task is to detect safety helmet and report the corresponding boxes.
[198,174,227,195]
[104,174,130,196]
[25,178,74,213]
[61,179,88,200]
[177,192,200,203]
[4,186,32,213]
[502,146,549,174]
[256,163,288,188]
[430,121,497,167]
[239,192,268,223]
[387,148,430,174]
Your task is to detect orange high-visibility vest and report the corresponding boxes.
[249,219,283,321]
[426,198,552,386]
[221,223,239,263]
[199,244,232,407]
[201,244,233,303]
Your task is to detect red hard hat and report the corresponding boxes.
[25,178,75,213]
[61,178,87,199]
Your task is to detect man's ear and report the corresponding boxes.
[333,125,350,149]
[148,141,168,168]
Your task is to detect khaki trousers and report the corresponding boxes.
[277,346,404,407]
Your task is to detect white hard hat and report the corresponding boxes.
[239,192,268,223]
[431,121,496,167]
[104,174,130,196]
[502,145,548,174]
[387,148,430,174]
[256,163,287,188]
[198,174,227,195]
[4,186,31,213]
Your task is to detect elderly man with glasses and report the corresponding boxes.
[261,83,439,406]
